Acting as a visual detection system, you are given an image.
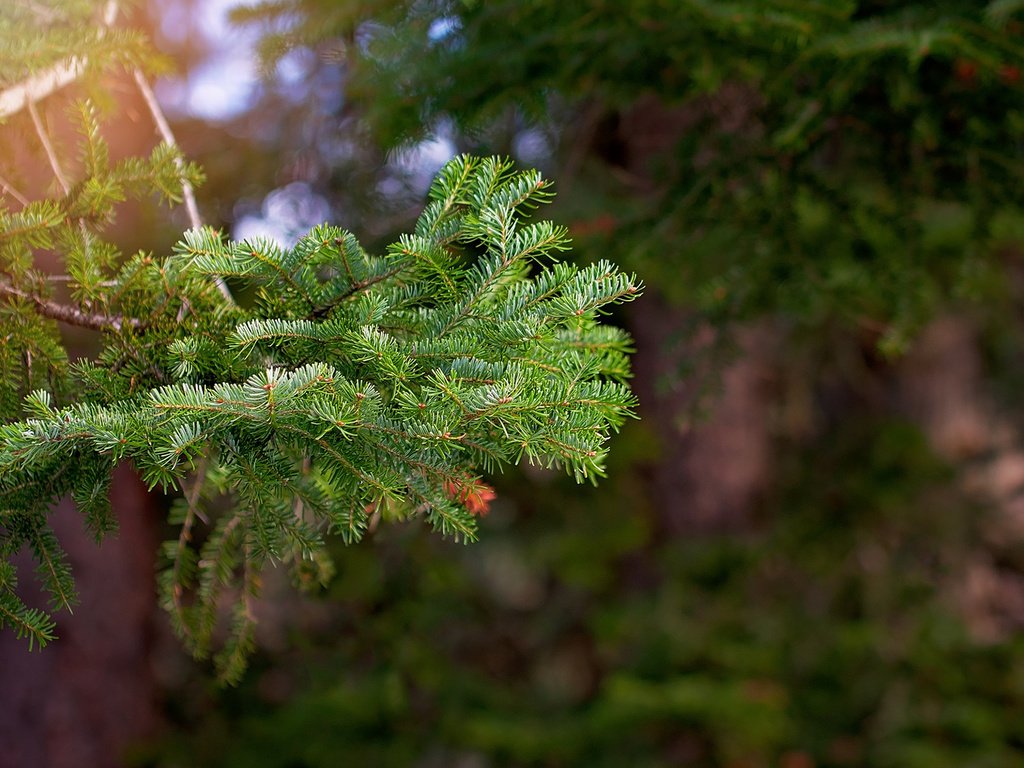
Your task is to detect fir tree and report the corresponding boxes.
[0,1,640,682]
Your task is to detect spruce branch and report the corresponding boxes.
[0,594,56,651]
[0,154,642,680]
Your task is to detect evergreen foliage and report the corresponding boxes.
[0,1,640,683]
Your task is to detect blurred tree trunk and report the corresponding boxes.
[609,92,776,534]
[896,315,1024,641]
[0,466,159,768]
[630,296,775,534]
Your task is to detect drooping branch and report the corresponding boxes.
[171,453,208,641]
[0,280,141,332]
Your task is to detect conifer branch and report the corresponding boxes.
[46,275,117,287]
[0,279,141,331]
[0,154,641,677]
[29,528,75,612]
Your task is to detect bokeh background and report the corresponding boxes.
[8,1,1024,766]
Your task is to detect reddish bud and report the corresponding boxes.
[442,478,496,516]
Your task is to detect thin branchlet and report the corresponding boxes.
[0,279,141,331]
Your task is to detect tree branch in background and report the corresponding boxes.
[0,1,118,120]
[131,69,234,304]
[0,280,141,332]
[0,0,232,305]
[0,172,29,206]
[131,71,202,231]
[0,58,86,121]
[26,100,70,195]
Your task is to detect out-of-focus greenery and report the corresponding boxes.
[227,0,1024,354]
[149,416,1024,768]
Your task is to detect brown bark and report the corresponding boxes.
[895,315,991,461]
[0,465,159,768]
[0,280,141,332]
[895,315,1024,641]
[629,295,776,534]
[601,88,777,535]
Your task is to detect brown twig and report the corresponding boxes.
[0,172,29,207]
[293,455,311,525]
[26,100,70,195]
[0,280,141,332]
[130,69,234,304]
[0,0,118,119]
[171,454,208,640]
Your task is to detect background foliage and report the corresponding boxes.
[229,0,1024,352]
[155,420,1024,768]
